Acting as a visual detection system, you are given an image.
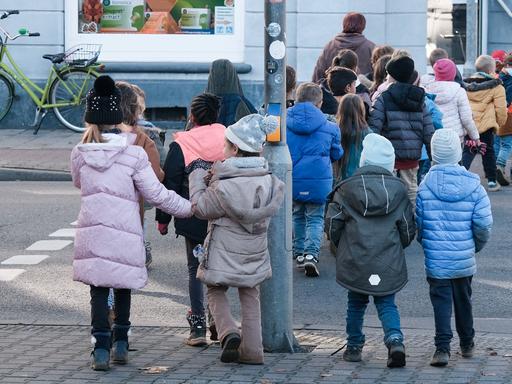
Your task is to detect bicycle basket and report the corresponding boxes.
[63,44,102,67]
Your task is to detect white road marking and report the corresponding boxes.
[70,221,78,226]
[26,240,72,251]
[0,269,26,281]
[49,228,76,238]
[1,255,49,265]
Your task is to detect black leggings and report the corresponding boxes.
[90,286,131,335]
[185,238,205,316]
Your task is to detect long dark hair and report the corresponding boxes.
[370,54,392,95]
[337,94,368,172]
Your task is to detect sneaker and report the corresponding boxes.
[387,340,406,368]
[295,254,305,269]
[430,348,450,367]
[220,333,241,363]
[342,346,362,362]
[497,167,510,186]
[185,311,207,347]
[91,348,110,371]
[304,255,319,277]
[460,342,474,358]
[488,181,501,192]
[111,341,129,364]
[145,241,153,268]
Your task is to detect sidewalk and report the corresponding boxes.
[1,324,512,384]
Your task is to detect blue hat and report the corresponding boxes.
[359,133,396,173]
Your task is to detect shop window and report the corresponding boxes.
[427,0,467,64]
[66,1,244,62]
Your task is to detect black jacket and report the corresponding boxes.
[156,142,208,243]
[326,166,416,296]
[369,82,434,161]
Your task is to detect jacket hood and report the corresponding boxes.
[206,59,243,95]
[334,33,368,50]
[465,76,503,92]
[287,102,329,135]
[174,123,226,167]
[212,157,285,230]
[423,164,481,202]
[425,81,462,105]
[341,166,405,217]
[387,83,425,112]
[76,133,133,172]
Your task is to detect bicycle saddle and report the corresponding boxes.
[42,53,65,64]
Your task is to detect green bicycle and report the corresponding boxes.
[0,10,103,133]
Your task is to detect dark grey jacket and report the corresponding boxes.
[370,83,434,161]
[326,166,416,296]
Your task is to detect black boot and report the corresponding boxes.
[220,333,241,363]
[387,339,406,368]
[91,333,111,371]
[112,325,129,364]
[185,311,207,347]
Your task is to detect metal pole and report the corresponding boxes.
[260,0,298,353]
[464,0,479,77]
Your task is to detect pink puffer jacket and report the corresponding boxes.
[71,133,192,289]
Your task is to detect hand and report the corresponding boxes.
[475,139,481,147]
[157,222,168,235]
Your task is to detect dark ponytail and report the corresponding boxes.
[190,93,221,126]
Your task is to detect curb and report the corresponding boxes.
[0,167,72,182]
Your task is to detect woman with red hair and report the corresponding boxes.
[312,12,376,83]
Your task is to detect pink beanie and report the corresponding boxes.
[434,58,457,81]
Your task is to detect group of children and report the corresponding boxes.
[71,45,500,371]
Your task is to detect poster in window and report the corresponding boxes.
[79,0,235,35]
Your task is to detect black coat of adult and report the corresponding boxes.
[156,142,207,243]
[369,82,434,161]
[331,166,416,296]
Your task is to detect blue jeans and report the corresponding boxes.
[427,277,474,351]
[292,202,325,259]
[346,291,403,348]
[494,135,512,168]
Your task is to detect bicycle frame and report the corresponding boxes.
[0,43,99,109]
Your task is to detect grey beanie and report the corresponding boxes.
[359,133,396,173]
[431,129,462,165]
[225,114,279,153]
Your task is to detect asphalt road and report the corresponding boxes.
[1,181,512,333]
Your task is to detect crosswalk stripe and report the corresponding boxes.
[49,229,76,238]
[1,255,49,265]
[26,240,73,251]
[0,269,26,282]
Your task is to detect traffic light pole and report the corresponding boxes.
[261,0,298,353]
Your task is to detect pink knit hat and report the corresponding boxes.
[434,58,457,81]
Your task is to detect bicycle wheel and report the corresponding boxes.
[50,68,98,133]
[0,73,14,123]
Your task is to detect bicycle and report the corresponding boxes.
[0,10,104,134]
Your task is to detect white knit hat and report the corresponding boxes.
[359,133,396,173]
[225,114,279,153]
[431,128,462,165]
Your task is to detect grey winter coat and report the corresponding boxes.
[370,82,435,161]
[189,157,285,288]
[326,166,416,296]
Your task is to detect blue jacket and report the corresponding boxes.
[287,102,343,204]
[416,165,493,279]
[421,94,444,160]
[499,71,512,106]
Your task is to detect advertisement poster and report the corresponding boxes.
[79,0,235,35]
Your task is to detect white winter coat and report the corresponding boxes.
[424,81,479,142]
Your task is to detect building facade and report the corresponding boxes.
[0,0,510,130]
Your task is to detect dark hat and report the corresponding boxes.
[85,75,123,125]
[386,56,415,83]
[327,67,358,96]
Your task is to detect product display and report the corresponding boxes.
[78,0,235,35]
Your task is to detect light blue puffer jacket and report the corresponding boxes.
[416,165,493,279]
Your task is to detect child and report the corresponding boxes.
[424,59,480,145]
[420,48,465,89]
[496,54,512,184]
[416,129,493,367]
[326,133,415,368]
[287,82,343,276]
[327,67,358,103]
[189,114,285,365]
[370,56,434,205]
[71,76,192,371]
[369,54,392,98]
[156,93,226,346]
[334,93,371,182]
[464,55,507,191]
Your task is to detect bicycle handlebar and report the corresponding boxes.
[1,10,19,20]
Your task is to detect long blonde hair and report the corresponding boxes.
[82,123,115,143]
